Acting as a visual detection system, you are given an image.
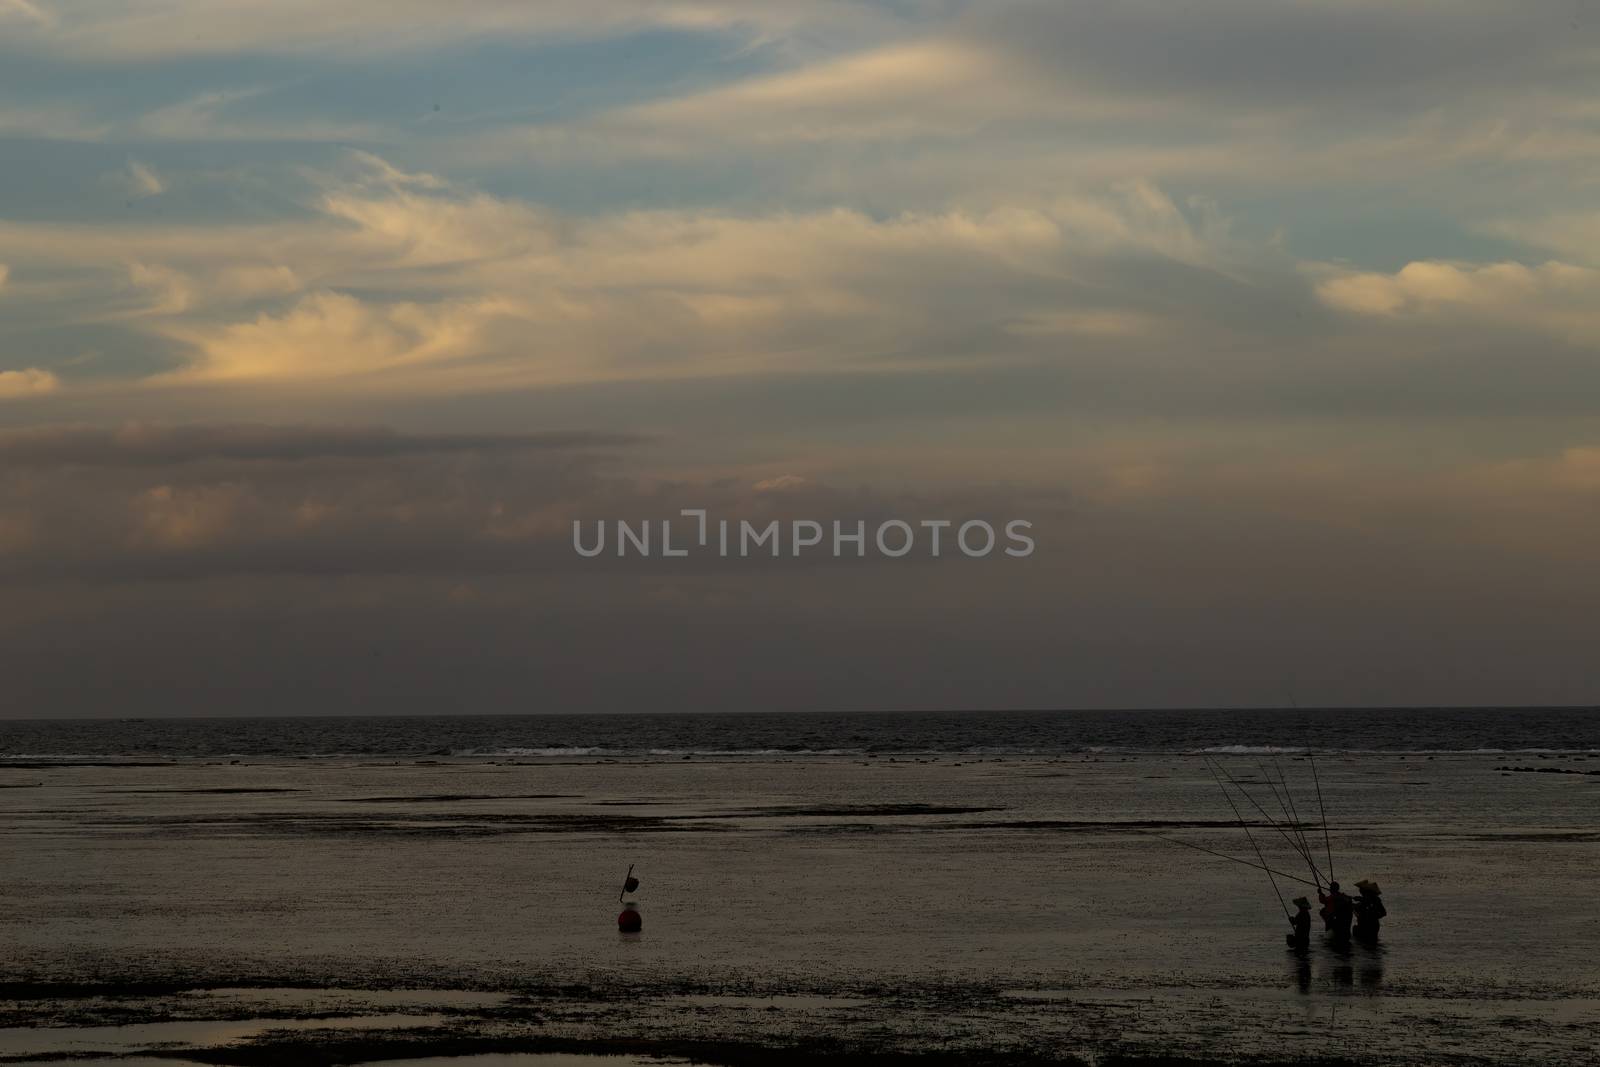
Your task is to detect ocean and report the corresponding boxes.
[4,706,1599,759]
[2,710,1597,1065]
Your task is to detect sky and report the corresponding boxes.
[1,1,1599,715]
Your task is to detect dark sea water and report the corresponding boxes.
[2,706,1598,759]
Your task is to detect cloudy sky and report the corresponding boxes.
[2,1,1598,715]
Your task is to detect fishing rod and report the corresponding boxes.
[1268,757,1321,888]
[1282,689,1331,892]
[1201,755,1292,921]
[1258,760,1324,888]
[1208,755,1325,886]
[1272,756,1316,870]
[1139,831,1319,888]
[1257,761,1315,876]
[1213,756,1319,872]
[1309,750,1334,885]
[1258,761,1298,842]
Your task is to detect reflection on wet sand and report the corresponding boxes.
[1358,940,1387,994]
[1290,948,1312,995]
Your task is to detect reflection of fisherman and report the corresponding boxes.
[1319,881,1353,943]
[1286,896,1312,949]
[1353,879,1386,940]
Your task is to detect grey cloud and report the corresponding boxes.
[976,1,1594,109]
[0,422,647,467]
[0,421,1066,584]
[4,423,1600,714]
[3,445,1600,715]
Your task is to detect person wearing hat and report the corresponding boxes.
[1286,896,1313,950]
[1319,880,1354,944]
[1353,879,1386,941]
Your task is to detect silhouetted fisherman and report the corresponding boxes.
[1319,880,1354,944]
[1286,896,1312,949]
[1353,879,1386,940]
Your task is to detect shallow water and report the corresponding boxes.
[0,1013,448,1057]
[1,752,1596,1063]
[352,1058,698,1066]
[20,1057,679,1067]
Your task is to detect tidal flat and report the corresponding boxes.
[2,751,1596,1064]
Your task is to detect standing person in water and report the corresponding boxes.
[1353,880,1386,941]
[1286,896,1313,949]
[1320,881,1354,944]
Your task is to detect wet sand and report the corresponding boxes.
[2,753,1596,1064]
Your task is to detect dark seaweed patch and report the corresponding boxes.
[337,794,580,803]
[71,810,721,837]
[721,804,1004,818]
[106,788,305,795]
[1495,765,1600,777]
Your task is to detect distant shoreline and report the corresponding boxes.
[3,705,1599,723]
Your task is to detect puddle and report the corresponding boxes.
[0,1013,448,1059]
[17,1060,683,1067]
[665,994,868,1010]
[351,1058,703,1067]
[22,1061,211,1067]
[185,986,510,1008]
[1002,988,1075,1002]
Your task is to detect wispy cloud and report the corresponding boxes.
[0,422,643,466]
[0,368,62,399]
[5,154,1267,395]
[1314,259,1600,345]
[13,0,893,59]
[0,101,110,140]
[0,0,53,28]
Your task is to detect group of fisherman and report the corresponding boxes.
[1287,878,1385,950]
[1156,753,1390,953]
